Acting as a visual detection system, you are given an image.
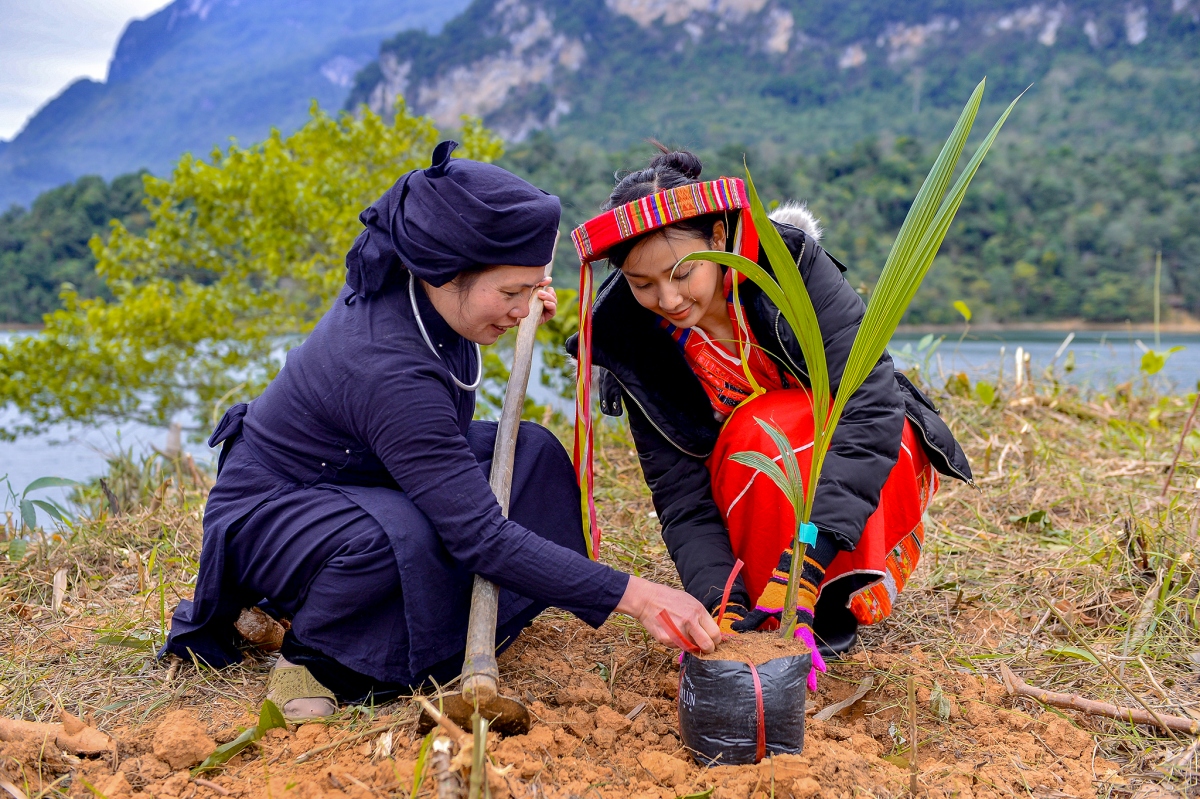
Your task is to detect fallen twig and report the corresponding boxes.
[1045,602,1183,742]
[814,675,874,721]
[0,713,112,755]
[1000,664,1199,735]
[431,737,463,799]
[415,698,470,745]
[294,720,402,764]
[192,779,229,796]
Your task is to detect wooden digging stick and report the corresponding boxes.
[460,239,557,708]
[1000,664,1200,735]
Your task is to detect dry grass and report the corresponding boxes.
[1,372,1199,797]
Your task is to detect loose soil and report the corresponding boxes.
[697,631,810,666]
[3,383,1199,797]
[0,613,1122,799]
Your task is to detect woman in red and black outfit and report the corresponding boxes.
[567,149,972,681]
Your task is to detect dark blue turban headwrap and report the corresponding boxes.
[345,140,561,296]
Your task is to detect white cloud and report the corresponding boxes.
[0,0,170,140]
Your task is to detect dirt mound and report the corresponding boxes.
[152,709,217,770]
[2,615,1122,799]
[697,630,810,665]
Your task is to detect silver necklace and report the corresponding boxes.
[409,274,483,391]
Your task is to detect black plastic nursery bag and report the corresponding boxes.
[677,650,810,766]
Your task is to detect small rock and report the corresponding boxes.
[566,706,595,738]
[592,727,616,749]
[639,751,691,785]
[593,704,632,733]
[791,777,822,799]
[97,772,134,799]
[823,723,851,741]
[614,691,649,715]
[152,710,217,770]
[138,755,171,780]
[552,727,579,757]
[296,724,328,744]
[771,754,808,783]
[524,725,555,754]
[234,607,285,652]
[557,673,610,706]
[155,770,191,799]
[60,710,87,736]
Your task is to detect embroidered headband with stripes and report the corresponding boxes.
[571,177,750,264]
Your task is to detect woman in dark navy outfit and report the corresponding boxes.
[164,142,720,719]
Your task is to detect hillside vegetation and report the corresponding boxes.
[501,131,1200,326]
[0,174,148,323]
[348,0,1200,153]
[350,0,1200,325]
[3,0,1198,325]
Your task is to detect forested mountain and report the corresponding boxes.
[0,0,469,210]
[347,0,1199,153]
[3,0,1198,325]
[345,0,1200,325]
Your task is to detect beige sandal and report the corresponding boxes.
[266,663,337,722]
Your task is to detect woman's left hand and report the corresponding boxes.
[536,278,557,325]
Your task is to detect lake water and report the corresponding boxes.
[3,328,1198,525]
[890,330,1200,393]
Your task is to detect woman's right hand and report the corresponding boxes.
[615,575,721,654]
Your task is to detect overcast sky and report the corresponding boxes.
[0,0,169,140]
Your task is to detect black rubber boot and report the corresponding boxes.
[812,579,859,659]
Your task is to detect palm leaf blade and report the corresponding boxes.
[728,451,802,510]
[754,417,805,504]
[839,89,1025,418]
[742,173,830,421]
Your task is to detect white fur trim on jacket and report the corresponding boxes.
[768,201,822,244]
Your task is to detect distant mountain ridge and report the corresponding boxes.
[0,0,470,210]
[346,0,1200,152]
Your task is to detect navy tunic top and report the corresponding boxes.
[165,275,629,680]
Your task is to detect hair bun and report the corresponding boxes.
[649,149,703,180]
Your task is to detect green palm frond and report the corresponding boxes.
[691,76,1017,524]
[728,451,801,512]
[688,78,1019,635]
[833,85,1026,433]
[754,417,804,505]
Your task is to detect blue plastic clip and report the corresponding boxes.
[798,521,818,546]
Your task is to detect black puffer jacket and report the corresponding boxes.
[566,221,972,611]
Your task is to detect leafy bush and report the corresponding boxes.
[0,104,502,439]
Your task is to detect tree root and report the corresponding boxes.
[1000,664,1200,735]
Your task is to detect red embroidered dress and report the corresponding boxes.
[567,176,938,627]
[658,271,791,417]
[668,270,937,627]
